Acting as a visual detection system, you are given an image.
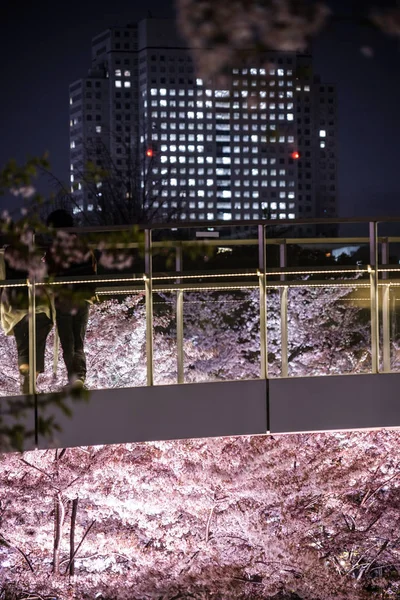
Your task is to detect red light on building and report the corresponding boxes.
[291,151,300,160]
[146,149,153,158]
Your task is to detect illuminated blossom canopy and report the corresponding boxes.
[1,431,400,599]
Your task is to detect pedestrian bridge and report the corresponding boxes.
[2,216,400,451]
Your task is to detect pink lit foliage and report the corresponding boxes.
[176,0,331,81]
[1,431,400,599]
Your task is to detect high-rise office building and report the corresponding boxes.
[69,18,337,227]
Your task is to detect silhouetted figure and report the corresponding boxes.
[46,210,97,389]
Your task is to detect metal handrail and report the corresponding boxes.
[2,216,400,395]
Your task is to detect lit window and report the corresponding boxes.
[115,80,122,88]
[319,129,326,137]
[160,88,167,96]
[196,78,203,86]
[304,85,310,92]
[124,70,131,77]
[115,69,121,76]
[95,125,101,133]
[287,113,294,121]
[70,141,75,149]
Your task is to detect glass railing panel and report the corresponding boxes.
[180,288,261,383]
[377,218,400,373]
[280,283,373,377]
[0,281,33,397]
[83,290,147,390]
[152,224,261,274]
[152,291,178,385]
[384,285,400,372]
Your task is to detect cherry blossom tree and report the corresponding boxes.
[176,0,400,82]
[1,430,400,599]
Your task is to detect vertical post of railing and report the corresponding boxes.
[279,242,288,378]
[369,221,379,374]
[258,224,268,379]
[382,239,391,372]
[28,277,37,395]
[53,329,59,376]
[144,229,154,386]
[176,244,184,384]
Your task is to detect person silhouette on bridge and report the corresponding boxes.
[46,210,97,389]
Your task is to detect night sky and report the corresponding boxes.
[0,0,398,218]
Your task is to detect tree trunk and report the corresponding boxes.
[69,497,79,576]
[53,492,65,575]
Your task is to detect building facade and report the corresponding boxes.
[69,18,337,227]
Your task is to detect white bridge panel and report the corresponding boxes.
[37,379,268,449]
[269,373,400,433]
